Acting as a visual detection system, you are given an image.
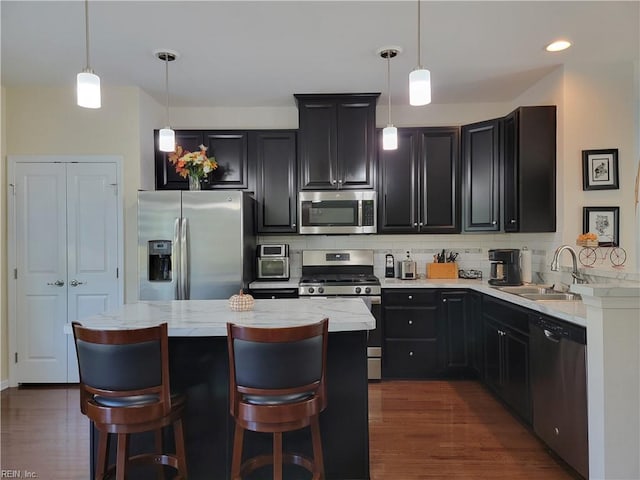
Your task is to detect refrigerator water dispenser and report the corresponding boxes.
[148,240,172,281]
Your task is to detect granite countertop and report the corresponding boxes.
[250,276,589,327]
[381,278,588,327]
[69,298,375,337]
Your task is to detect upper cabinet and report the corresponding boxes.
[295,93,380,190]
[379,127,460,233]
[154,130,249,190]
[503,106,556,232]
[462,119,501,232]
[251,130,298,234]
[462,105,556,233]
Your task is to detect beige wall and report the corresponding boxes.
[1,61,638,384]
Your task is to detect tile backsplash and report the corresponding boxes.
[257,233,639,287]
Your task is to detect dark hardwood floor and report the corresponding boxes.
[1,381,576,479]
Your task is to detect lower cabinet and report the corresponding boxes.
[382,290,441,378]
[482,296,531,424]
[382,289,478,379]
[439,290,475,376]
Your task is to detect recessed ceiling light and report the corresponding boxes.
[546,40,572,52]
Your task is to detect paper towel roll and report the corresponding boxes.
[520,247,532,284]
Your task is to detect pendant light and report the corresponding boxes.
[77,0,101,108]
[409,0,431,106]
[156,50,178,153]
[379,48,399,151]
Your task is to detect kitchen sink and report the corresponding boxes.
[496,285,582,301]
[519,292,582,301]
[498,285,555,295]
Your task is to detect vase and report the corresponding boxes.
[188,174,201,191]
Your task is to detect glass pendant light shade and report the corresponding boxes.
[409,68,431,106]
[77,70,101,108]
[382,125,398,150]
[159,127,176,152]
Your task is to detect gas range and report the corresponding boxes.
[298,250,381,297]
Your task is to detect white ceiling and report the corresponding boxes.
[1,1,638,108]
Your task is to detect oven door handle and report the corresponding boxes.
[369,296,381,305]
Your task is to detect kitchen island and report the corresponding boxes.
[75,298,375,480]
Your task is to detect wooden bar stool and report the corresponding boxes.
[72,321,188,480]
[226,318,329,480]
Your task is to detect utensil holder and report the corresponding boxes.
[427,262,458,279]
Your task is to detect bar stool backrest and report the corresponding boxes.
[71,322,172,423]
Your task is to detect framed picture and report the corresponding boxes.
[583,206,620,246]
[582,149,619,190]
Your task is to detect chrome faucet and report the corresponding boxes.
[551,245,586,284]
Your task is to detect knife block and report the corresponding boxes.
[427,262,458,279]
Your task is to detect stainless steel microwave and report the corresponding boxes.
[298,190,377,234]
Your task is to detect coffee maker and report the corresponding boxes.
[488,249,523,286]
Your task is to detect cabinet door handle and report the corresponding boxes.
[291,223,296,228]
[409,351,414,357]
[492,220,497,225]
[419,222,423,226]
[413,222,418,227]
[408,320,413,325]
[443,298,447,302]
[47,280,65,287]
[509,219,516,224]
[408,295,413,300]
[331,179,337,185]
[338,179,343,185]
[69,279,86,287]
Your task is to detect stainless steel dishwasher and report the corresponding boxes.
[529,314,588,478]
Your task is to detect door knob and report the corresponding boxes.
[69,279,86,287]
[47,280,64,287]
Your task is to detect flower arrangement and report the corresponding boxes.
[168,144,217,180]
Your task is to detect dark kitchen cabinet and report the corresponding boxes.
[154,130,250,190]
[250,130,297,234]
[439,290,477,377]
[468,291,483,378]
[382,290,441,378]
[155,130,204,190]
[503,106,556,232]
[379,127,460,233]
[295,93,379,190]
[482,296,531,424]
[461,118,501,232]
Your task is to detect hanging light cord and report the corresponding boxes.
[164,55,170,127]
[84,0,91,71]
[387,52,392,124]
[416,0,422,68]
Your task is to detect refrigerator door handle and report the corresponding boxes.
[180,217,189,299]
[173,217,181,300]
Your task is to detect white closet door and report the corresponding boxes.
[15,163,68,382]
[66,163,119,381]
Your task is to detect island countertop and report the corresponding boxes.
[71,298,375,336]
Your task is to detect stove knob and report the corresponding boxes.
[365,287,371,294]
[318,287,324,294]
[308,287,315,294]
[355,287,362,294]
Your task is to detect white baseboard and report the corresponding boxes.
[0,379,9,391]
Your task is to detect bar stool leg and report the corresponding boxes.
[273,432,283,480]
[311,416,325,479]
[154,428,166,480]
[115,433,129,480]
[95,430,109,480]
[173,418,188,478]
[231,423,244,480]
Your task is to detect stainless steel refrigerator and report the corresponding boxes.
[138,190,255,300]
